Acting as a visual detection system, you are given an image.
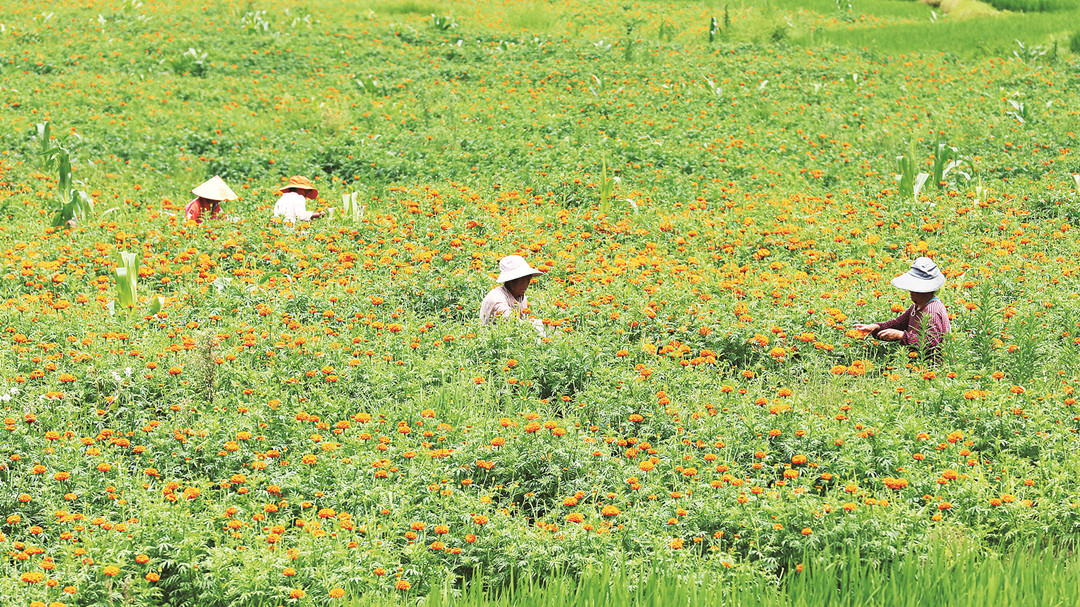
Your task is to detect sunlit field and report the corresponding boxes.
[2,0,1080,605]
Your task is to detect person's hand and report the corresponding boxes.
[311,211,324,219]
[876,329,904,341]
[853,323,878,336]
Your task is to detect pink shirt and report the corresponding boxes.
[874,298,950,351]
[480,285,529,324]
[185,198,223,223]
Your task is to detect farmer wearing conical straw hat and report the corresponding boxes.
[272,176,324,222]
[185,176,236,224]
[854,257,951,360]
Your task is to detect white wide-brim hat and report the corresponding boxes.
[496,255,543,283]
[891,257,945,293]
[191,176,238,201]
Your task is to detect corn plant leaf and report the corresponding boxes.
[251,271,290,293]
[211,276,233,293]
[943,159,975,182]
[57,151,72,202]
[115,251,139,309]
[50,201,75,227]
[913,172,930,200]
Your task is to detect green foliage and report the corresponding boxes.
[4,1,1080,604]
[35,121,94,227]
[598,156,616,214]
[931,137,975,190]
[895,139,929,201]
[983,0,1077,11]
[168,48,209,77]
[341,191,367,223]
[341,543,1080,606]
[115,251,139,309]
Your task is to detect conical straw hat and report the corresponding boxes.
[191,176,238,201]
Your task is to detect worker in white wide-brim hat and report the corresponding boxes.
[185,176,237,224]
[854,257,951,360]
[480,255,544,327]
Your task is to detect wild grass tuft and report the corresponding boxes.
[982,0,1077,11]
[504,3,562,32]
[341,543,1080,606]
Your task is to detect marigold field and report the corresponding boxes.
[2,0,1080,605]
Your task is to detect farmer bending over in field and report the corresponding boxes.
[272,175,324,222]
[854,257,950,361]
[185,176,236,224]
[481,255,546,335]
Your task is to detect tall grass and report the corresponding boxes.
[983,0,1078,11]
[504,2,562,32]
[357,0,449,16]
[345,544,1080,607]
[791,9,1080,56]
[692,0,930,19]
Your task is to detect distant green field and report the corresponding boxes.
[1,0,1080,605]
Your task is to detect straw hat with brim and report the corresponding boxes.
[891,257,945,293]
[279,175,319,200]
[191,176,238,201]
[496,255,543,284]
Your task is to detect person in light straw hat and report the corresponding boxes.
[481,255,544,327]
[186,175,237,224]
[855,257,951,359]
[272,175,324,222]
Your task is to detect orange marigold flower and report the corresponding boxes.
[22,571,46,583]
[601,505,621,517]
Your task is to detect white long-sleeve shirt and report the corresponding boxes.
[480,285,547,337]
[272,191,315,222]
[480,285,528,324]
